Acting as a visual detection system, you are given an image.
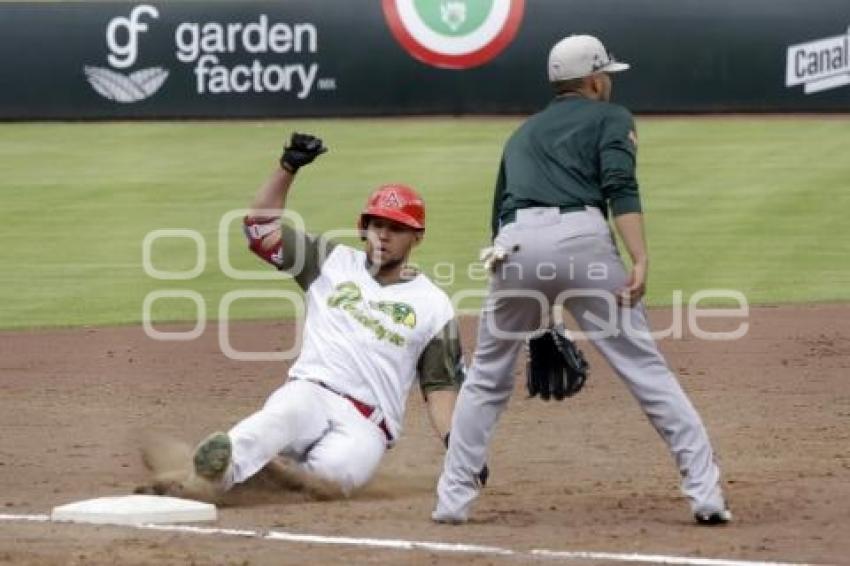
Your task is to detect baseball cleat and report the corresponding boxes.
[431,507,469,525]
[193,431,232,481]
[694,508,733,525]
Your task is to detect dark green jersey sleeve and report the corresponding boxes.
[278,223,337,291]
[490,159,507,241]
[598,106,642,217]
[417,319,465,396]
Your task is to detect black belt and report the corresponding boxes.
[500,204,590,227]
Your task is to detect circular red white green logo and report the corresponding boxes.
[382,0,525,69]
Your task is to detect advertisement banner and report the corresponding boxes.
[0,0,848,119]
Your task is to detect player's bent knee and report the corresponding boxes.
[308,462,365,496]
[305,443,381,496]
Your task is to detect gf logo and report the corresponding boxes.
[84,3,169,103]
[106,4,159,68]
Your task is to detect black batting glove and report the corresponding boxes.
[444,432,489,488]
[280,132,327,173]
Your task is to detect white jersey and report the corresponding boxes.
[289,244,455,439]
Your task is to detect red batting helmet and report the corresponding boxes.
[358,184,425,231]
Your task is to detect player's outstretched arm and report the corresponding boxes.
[243,133,328,273]
[248,132,327,216]
[249,167,296,216]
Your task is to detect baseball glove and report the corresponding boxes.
[280,132,328,173]
[526,326,589,400]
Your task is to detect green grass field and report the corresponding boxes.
[1,117,849,330]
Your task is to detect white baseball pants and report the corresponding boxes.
[225,379,386,495]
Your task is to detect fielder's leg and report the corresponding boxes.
[434,209,599,522]
[563,256,728,522]
[434,277,543,522]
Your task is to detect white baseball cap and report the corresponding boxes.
[548,35,630,82]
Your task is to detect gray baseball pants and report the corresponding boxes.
[435,207,724,520]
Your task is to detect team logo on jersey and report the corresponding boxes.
[371,301,417,328]
[327,281,363,308]
[328,282,406,346]
[382,0,525,69]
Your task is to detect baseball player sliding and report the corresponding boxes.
[148,133,481,501]
[434,35,731,526]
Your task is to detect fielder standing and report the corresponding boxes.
[433,35,731,525]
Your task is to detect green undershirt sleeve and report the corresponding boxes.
[279,223,338,291]
[417,319,465,396]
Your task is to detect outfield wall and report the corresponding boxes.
[1,0,849,119]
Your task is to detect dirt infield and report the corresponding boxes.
[1,305,848,565]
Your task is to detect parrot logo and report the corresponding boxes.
[372,301,417,329]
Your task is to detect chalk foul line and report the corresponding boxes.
[0,513,827,566]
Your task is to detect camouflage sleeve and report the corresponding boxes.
[279,223,337,291]
[417,319,465,396]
